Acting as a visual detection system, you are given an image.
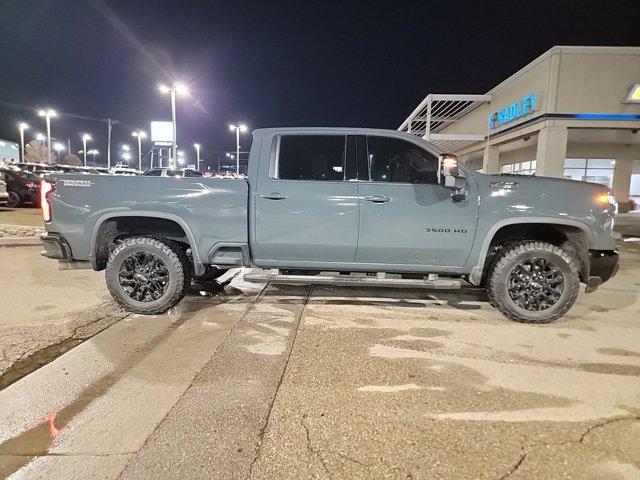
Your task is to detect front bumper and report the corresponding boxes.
[589,250,619,282]
[41,233,72,261]
[585,250,619,292]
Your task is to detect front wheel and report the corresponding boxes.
[106,237,191,315]
[487,241,580,323]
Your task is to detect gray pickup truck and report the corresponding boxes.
[41,127,619,323]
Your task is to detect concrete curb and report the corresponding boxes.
[0,237,42,247]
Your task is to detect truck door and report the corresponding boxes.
[355,134,479,269]
[253,132,359,264]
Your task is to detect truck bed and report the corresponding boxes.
[45,175,248,268]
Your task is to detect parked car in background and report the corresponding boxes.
[0,178,8,206]
[0,167,41,207]
[110,165,142,175]
[142,168,203,177]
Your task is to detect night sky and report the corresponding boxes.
[0,0,637,167]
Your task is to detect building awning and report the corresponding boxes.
[398,94,491,152]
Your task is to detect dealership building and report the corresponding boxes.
[399,46,640,203]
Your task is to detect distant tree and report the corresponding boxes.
[63,154,82,166]
[24,140,57,164]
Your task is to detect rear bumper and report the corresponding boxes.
[41,233,73,261]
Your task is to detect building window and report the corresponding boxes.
[277,135,346,181]
[563,158,614,187]
[500,161,536,175]
[367,136,438,184]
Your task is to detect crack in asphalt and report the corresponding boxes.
[301,414,333,478]
[497,415,640,479]
[247,286,311,480]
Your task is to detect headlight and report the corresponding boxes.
[595,193,616,206]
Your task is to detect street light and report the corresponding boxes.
[81,134,92,167]
[87,149,99,165]
[229,123,247,175]
[53,142,65,163]
[177,149,185,165]
[37,109,57,163]
[132,130,147,171]
[17,123,29,162]
[158,82,189,167]
[193,143,201,171]
[121,144,131,162]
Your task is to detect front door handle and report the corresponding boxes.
[261,192,287,200]
[363,195,391,203]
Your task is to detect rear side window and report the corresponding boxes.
[367,136,438,184]
[278,135,346,181]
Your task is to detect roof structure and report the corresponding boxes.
[398,94,491,152]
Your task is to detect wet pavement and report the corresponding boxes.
[0,245,126,387]
[0,245,639,479]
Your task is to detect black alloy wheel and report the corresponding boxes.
[118,252,170,302]
[507,257,565,311]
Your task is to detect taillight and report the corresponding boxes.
[25,182,36,189]
[41,180,55,222]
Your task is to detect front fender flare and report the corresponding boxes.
[468,217,593,286]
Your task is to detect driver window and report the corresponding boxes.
[367,136,438,184]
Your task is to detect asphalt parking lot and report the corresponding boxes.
[0,239,638,479]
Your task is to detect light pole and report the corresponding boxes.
[132,130,147,171]
[193,143,201,171]
[87,149,99,165]
[37,109,57,164]
[81,134,92,167]
[158,82,189,168]
[35,133,46,147]
[229,124,247,175]
[53,142,65,163]
[18,123,29,162]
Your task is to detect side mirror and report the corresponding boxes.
[438,153,467,201]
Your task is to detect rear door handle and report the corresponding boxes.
[363,195,391,203]
[261,192,287,200]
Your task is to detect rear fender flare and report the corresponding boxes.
[90,210,204,275]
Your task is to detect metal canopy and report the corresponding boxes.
[398,94,491,152]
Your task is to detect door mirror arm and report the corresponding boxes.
[438,153,467,202]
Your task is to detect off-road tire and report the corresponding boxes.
[487,241,580,324]
[193,265,228,282]
[106,236,191,315]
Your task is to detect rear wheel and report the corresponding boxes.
[7,191,22,208]
[487,241,580,323]
[106,236,191,314]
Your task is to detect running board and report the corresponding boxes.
[243,270,461,289]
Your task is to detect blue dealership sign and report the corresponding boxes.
[488,93,537,129]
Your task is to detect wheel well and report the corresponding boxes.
[482,223,589,284]
[93,216,190,270]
